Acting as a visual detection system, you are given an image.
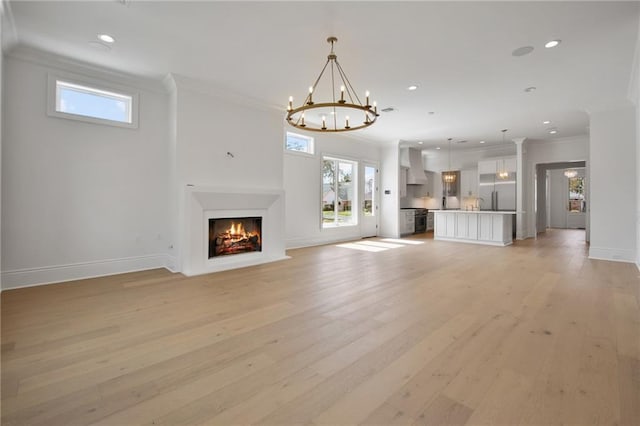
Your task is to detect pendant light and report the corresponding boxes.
[496,129,509,180]
[442,138,456,183]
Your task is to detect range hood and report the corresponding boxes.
[406,148,428,184]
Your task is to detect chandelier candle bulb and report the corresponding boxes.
[307,86,313,105]
[288,96,293,111]
[322,115,327,129]
[373,101,378,115]
[301,113,305,127]
[345,116,350,129]
[340,85,345,103]
[365,90,370,107]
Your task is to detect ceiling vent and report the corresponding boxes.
[457,140,468,144]
[381,107,395,113]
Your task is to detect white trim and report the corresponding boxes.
[434,236,513,247]
[47,73,139,129]
[7,44,167,93]
[1,254,173,290]
[588,247,636,263]
[286,234,362,250]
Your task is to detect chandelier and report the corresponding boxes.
[564,169,578,178]
[442,138,457,183]
[496,129,509,180]
[286,37,379,132]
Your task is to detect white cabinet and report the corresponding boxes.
[434,211,513,246]
[399,167,408,198]
[400,210,415,235]
[460,169,479,197]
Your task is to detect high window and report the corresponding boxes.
[285,132,314,155]
[322,157,357,227]
[48,76,138,128]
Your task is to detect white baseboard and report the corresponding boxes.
[1,254,173,291]
[286,234,362,250]
[588,247,636,263]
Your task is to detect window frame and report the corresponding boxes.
[321,155,358,229]
[284,132,315,156]
[47,74,139,129]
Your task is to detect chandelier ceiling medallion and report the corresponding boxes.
[286,37,379,132]
[496,129,510,180]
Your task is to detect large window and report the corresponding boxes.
[568,176,585,212]
[48,75,138,128]
[285,132,314,155]
[322,157,357,227]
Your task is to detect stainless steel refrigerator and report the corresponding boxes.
[479,173,516,211]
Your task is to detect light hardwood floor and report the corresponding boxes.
[1,229,639,425]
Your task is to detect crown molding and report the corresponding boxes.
[6,43,168,94]
[1,0,19,54]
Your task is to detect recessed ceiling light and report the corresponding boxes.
[512,46,534,57]
[549,128,558,134]
[543,120,551,124]
[418,141,423,145]
[407,85,418,91]
[479,140,486,144]
[545,39,561,49]
[524,86,537,93]
[98,34,115,43]
[436,147,441,150]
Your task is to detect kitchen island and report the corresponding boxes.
[433,210,516,246]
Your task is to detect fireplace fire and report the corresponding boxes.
[209,217,262,258]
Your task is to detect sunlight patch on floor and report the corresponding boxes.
[336,238,425,252]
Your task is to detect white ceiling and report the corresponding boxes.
[3,1,639,150]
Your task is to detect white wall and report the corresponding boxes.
[548,169,567,228]
[524,135,589,238]
[379,142,400,238]
[171,75,285,269]
[589,106,637,262]
[283,132,381,248]
[1,52,172,289]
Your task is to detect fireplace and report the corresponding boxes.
[208,217,262,258]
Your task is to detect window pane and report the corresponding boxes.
[568,176,585,212]
[286,132,313,154]
[337,162,354,224]
[322,160,336,223]
[56,81,132,123]
[364,166,375,216]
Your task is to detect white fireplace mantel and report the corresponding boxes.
[181,185,288,276]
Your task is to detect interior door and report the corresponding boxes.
[361,163,379,237]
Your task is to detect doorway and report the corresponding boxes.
[535,161,588,242]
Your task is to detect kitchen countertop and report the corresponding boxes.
[433,210,516,214]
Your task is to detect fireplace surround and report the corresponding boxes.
[182,185,287,276]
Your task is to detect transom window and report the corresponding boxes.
[48,75,138,128]
[322,157,357,227]
[285,132,314,155]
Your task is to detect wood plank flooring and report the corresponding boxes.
[1,229,639,425]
